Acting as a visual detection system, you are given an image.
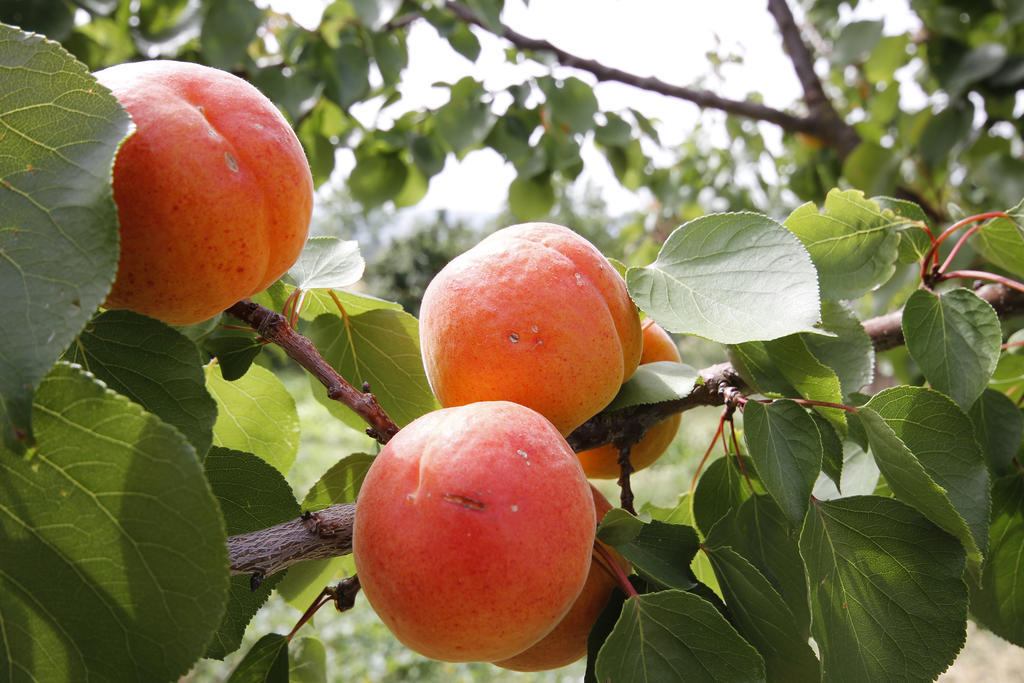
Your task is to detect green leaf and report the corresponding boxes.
[743,400,823,528]
[732,335,847,433]
[203,447,300,660]
[289,636,328,683]
[810,410,845,488]
[976,201,1024,278]
[326,40,370,110]
[919,103,973,168]
[608,518,701,591]
[802,300,875,399]
[286,237,364,291]
[872,195,933,263]
[902,288,1002,410]
[693,456,756,538]
[543,76,599,134]
[206,363,300,475]
[203,327,265,382]
[305,310,438,429]
[597,506,644,546]
[445,22,481,61]
[200,0,264,70]
[969,473,1024,647]
[0,362,228,681]
[800,496,968,682]
[864,386,990,560]
[717,494,812,638]
[348,148,408,207]
[253,281,402,325]
[605,361,699,411]
[64,309,217,457]
[841,142,900,197]
[435,77,495,155]
[508,171,555,221]
[943,43,1008,99]
[352,0,402,30]
[703,546,820,681]
[410,132,448,178]
[831,20,884,65]
[812,441,880,501]
[627,212,822,344]
[969,388,1024,476]
[783,189,901,300]
[276,454,372,609]
[859,404,984,570]
[0,27,132,451]
[595,590,765,683]
[226,633,289,683]
[584,586,629,683]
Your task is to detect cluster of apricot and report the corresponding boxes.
[354,223,684,670]
[94,59,684,671]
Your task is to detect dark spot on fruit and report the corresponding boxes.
[443,494,486,510]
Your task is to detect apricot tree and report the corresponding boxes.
[2,1,1024,682]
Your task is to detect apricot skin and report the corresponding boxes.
[576,319,683,478]
[419,223,643,435]
[94,60,312,326]
[352,401,596,663]
[493,486,629,672]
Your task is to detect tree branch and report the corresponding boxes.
[443,1,828,140]
[226,283,1024,579]
[225,301,399,444]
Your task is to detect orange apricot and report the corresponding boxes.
[94,60,312,326]
[493,485,630,672]
[576,319,683,478]
[419,223,643,435]
[352,401,596,663]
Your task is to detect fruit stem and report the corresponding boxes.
[921,211,1009,284]
[593,540,639,598]
[938,270,1024,295]
[690,410,727,495]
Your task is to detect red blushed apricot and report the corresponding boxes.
[352,401,596,663]
[94,60,312,326]
[493,486,630,672]
[577,319,683,479]
[419,223,643,435]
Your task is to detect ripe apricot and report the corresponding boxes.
[352,401,596,663]
[94,60,312,326]
[494,485,630,672]
[419,223,643,435]
[576,319,683,478]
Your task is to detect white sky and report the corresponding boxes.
[267,0,921,217]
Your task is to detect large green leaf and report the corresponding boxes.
[0,362,228,681]
[969,388,1024,476]
[605,361,700,411]
[199,0,263,70]
[594,590,765,683]
[800,496,968,682]
[743,400,823,528]
[435,77,494,156]
[206,363,300,475]
[902,288,1002,411]
[703,546,820,681]
[969,473,1024,647]
[226,633,289,683]
[204,447,300,660]
[285,237,364,291]
[783,189,901,300]
[802,300,875,399]
[598,512,701,590]
[543,76,599,134]
[866,386,990,561]
[859,400,985,571]
[305,310,438,429]
[693,455,756,538]
[976,201,1024,278]
[627,212,821,344]
[508,171,555,221]
[718,494,812,638]
[0,27,132,451]
[731,335,847,433]
[64,309,217,457]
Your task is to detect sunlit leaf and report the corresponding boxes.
[286,237,365,291]
[801,496,968,682]
[627,212,821,344]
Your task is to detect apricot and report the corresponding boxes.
[94,60,312,326]
[419,223,643,435]
[576,319,683,478]
[494,485,630,672]
[352,401,596,663]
